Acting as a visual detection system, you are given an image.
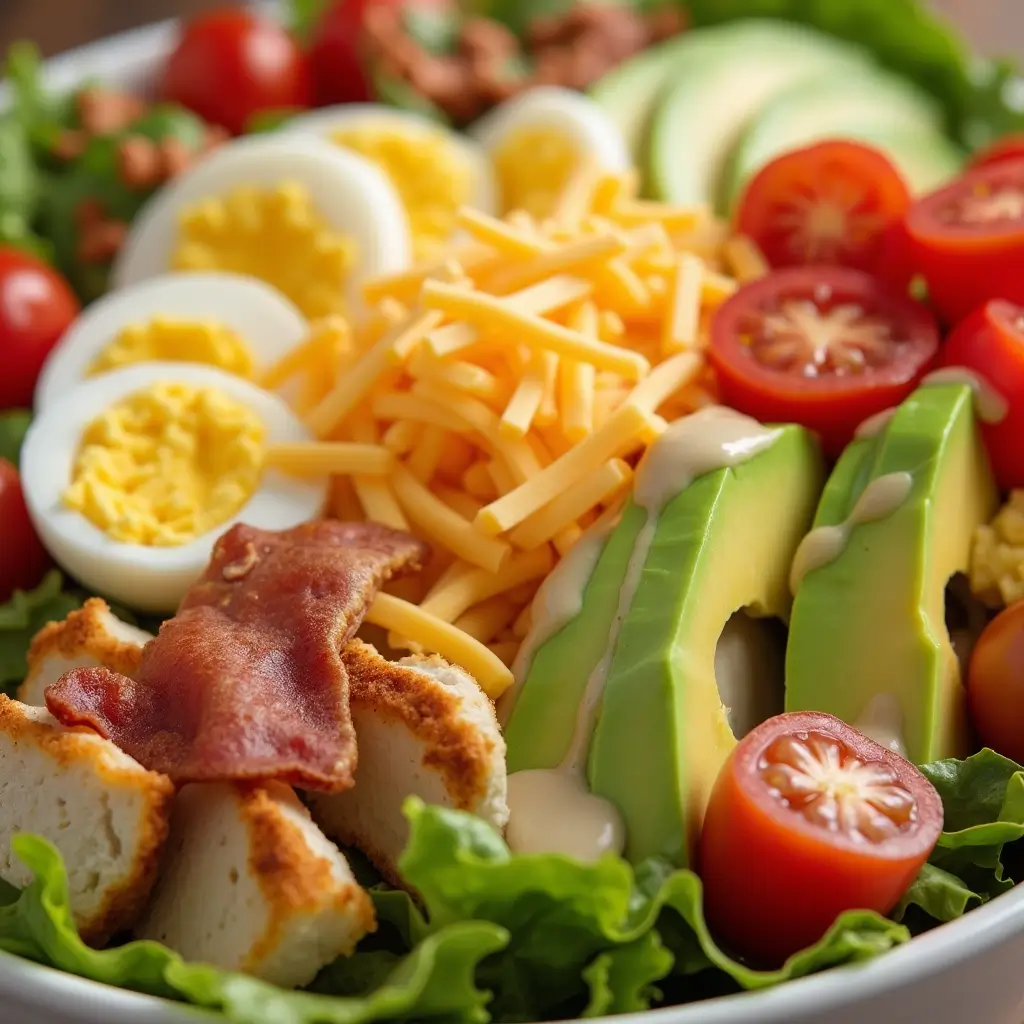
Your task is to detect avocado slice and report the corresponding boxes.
[505,417,824,867]
[724,71,956,208]
[643,23,870,208]
[785,384,998,765]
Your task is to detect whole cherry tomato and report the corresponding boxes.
[0,459,51,603]
[708,267,940,457]
[904,158,1024,325]
[161,8,312,135]
[968,601,1024,764]
[0,247,79,410]
[699,711,943,966]
[939,299,1024,490]
[969,134,1024,171]
[736,141,912,280]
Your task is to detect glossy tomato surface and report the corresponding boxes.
[0,459,50,603]
[161,7,312,135]
[968,602,1024,764]
[969,134,1024,171]
[708,267,940,457]
[736,140,911,279]
[699,711,943,966]
[905,159,1024,324]
[940,299,1024,489]
[0,247,80,410]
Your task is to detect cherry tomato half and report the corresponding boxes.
[699,711,943,966]
[736,141,912,279]
[0,246,80,411]
[160,8,312,135]
[968,602,1024,763]
[0,459,50,604]
[939,299,1024,490]
[708,267,940,457]
[969,134,1024,172]
[905,158,1024,325]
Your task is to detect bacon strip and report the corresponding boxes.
[46,522,428,792]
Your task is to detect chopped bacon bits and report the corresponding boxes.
[76,88,146,136]
[52,129,89,162]
[117,136,163,190]
[76,219,129,265]
[46,522,428,792]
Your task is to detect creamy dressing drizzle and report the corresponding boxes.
[921,367,1009,424]
[505,407,780,861]
[854,407,898,440]
[853,693,908,760]
[789,471,913,595]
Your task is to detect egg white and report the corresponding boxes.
[21,361,328,614]
[34,272,309,413]
[282,104,497,219]
[111,134,412,318]
[469,86,631,185]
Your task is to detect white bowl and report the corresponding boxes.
[3,11,1024,1024]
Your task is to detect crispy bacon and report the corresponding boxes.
[45,522,428,791]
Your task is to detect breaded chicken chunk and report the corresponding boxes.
[0,695,173,945]
[308,640,509,888]
[17,598,152,708]
[135,781,375,989]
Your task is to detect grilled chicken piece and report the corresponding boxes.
[308,640,509,888]
[17,598,152,708]
[135,781,375,988]
[0,695,173,946]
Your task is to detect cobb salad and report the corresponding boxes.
[3,1,1024,1022]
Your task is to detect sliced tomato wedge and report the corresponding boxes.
[905,158,1024,324]
[969,133,1024,171]
[708,267,940,457]
[735,141,911,277]
[968,602,1024,764]
[939,299,1024,489]
[699,711,943,966]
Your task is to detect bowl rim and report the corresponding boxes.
[2,8,1024,1024]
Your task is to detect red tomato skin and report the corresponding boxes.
[0,247,80,410]
[698,712,943,966]
[161,8,312,135]
[967,602,1024,764]
[736,140,911,277]
[969,134,1024,171]
[0,459,50,604]
[939,300,1024,489]
[905,160,1024,325]
[708,268,940,458]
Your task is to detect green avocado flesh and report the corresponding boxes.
[505,424,823,867]
[785,384,998,765]
[724,71,955,208]
[642,23,870,208]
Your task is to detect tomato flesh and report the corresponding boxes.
[161,8,312,135]
[0,246,80,410]
[708,267,940,457]
[967,602,1024,764]
[905,159,1024,324]
[736,140,911,278]
[939,299,1024,489]
[699,711,943,966]
[0,459,50,604]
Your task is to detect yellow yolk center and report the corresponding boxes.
[89,317,257,378]
[493,127,580,219]
[332,125,473,264]
[173,182,357,320]
[64,382,265,547]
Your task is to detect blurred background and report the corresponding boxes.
[0,0,1020,58]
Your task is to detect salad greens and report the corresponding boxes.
[0,761,1020,1024]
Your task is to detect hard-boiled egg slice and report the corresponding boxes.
[21,362,327,613]
[469,86,631,220]
[35,272,309,412]
[112,134,411,321]
[283,104,497,265]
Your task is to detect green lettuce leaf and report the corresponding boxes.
[0,572,83,693]
[0,410,31,468]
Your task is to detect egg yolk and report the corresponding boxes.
[173,182,356,320]
[492,127,581,219]
[331,125,473,264]
[64,382,265,547]
[89,318,256,378]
